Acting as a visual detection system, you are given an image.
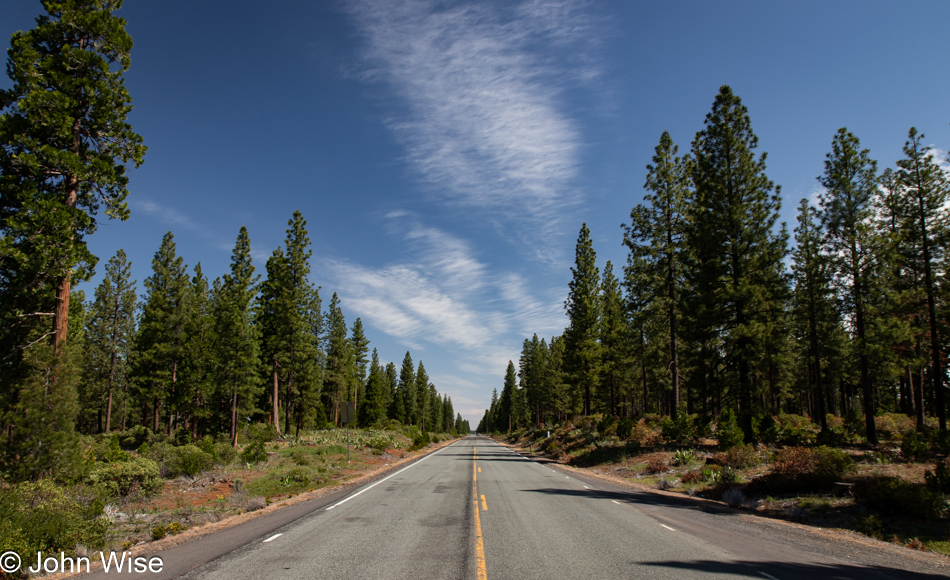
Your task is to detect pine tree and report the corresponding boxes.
[624,131,691,416]
[688,85,787,441]
[818,128,879,443]
[359,349,387,427]
[791,200,834,432]
[564,223,601,416]
[132,232,189,433]
[180,263,215,437]
[83,249,136,432]
[397,352,414,425]
[414,361,430,429]
[213,226,261,446]
[323,293,353,426]
[384,362,398,421]
[258,211,321,435]
[599,261,628,416]
[896,128,949,431]
[0,0,146,352]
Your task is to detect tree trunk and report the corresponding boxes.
[272,366,282,436]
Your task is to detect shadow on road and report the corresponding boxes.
[521,486,734,513]
[639,559,948,580]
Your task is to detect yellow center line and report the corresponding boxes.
[480,494,488,511]
[472,443,487,580]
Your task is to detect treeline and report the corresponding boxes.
[480,85,949,445]
[1,210,469,482]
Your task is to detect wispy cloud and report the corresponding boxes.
[347,0,598,224]
[323,217,566,383]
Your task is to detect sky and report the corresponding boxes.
[3,0,950,425]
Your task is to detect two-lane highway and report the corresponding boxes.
[156,436,947,580]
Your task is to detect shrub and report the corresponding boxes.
[662,412,696,445]
[745,446,854,495]
[171,444,214,476]
[643,455,668,474]
[410,431,431,451]
[672,449,695,467]
[116,425,151,450]
[853,477,947,520]
[616,418,634,440]
[215,442,237,464]
[198,435,217,458]
[0,480,109,566]
[775,414,818,446]
[102,435,130,462]
[713,466,739,485]
[290,447,311,466]
[716,410,744,450]
[680,469,704,484]
[714,444,759,469]
[756,416,780,445]
[86,456,163,497]
[900,431,929,462]
[925,458,950,493]
[241,440,268,465]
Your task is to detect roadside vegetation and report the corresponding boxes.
[0,423,457,577]
[495,413,949,556]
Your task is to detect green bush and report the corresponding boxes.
[198,435,217,458]
[215,442,237,464]
[410,431,431,450]
[671,449,695,467]
[0,480,108,568]
[900,431,929,462]
[775,414,818,446]
[116,425,151,450]
[716,410,744,450]
[853,477,948,520]
[616,418,634,440]
[170,444,214,476]
[366,435,393,454]
[756,416,780,445]
[86,456,164,497]
[662,412,696,445]
[925,458,950,493]
[241,440,268,465]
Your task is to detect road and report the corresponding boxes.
[82,436,948,579]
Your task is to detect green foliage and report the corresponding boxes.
[661,412,697,445]
[0,480,109,568]
[86,456,162,497]
[746,446,854,495]
[925,459,950,493]
[716,410,744,450]
[756,415,780,445]
[1,343,84,482]
[410,431,431,451]
[671,449,694,467]
[853,477,947,520]
[564,223,601,416]
[170,444,213,477]
[241,441,268,465]
[616,418,634,440]
[901,431,929,462]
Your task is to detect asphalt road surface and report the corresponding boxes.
[80,436,948,579]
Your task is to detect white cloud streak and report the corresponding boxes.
[323,216,566,382]
[347,0,596,222]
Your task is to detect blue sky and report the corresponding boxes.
[3,0,950,424]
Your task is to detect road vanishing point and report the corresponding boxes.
[80,436,947,580]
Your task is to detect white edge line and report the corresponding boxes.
[325,441,458,511]
[758,573,780,580]
[660,524,676,532]
[612,500,621,505]
[262,533,282,543]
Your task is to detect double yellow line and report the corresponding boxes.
[473,445,487,580]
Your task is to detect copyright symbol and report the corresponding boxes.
[0,551,21,574]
